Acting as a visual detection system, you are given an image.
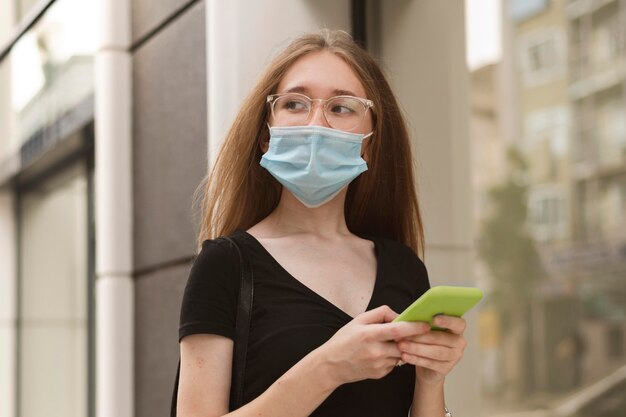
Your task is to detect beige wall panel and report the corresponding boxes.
[378,1,478,414]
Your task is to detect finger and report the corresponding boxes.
[397,341,456,362]
[354,305,399,324]
[384,357,404,374]
[401,353,450,374]
[399,330,460,348]
[364,340,404,360]
[370,353,406,379]
[432,315,466,335]
[368,321,431,342]
[381,340,404,359]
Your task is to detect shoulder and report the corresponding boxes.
[373,235,425,267]
[184,235,244,296]
[179,236,243,342]
[191,237,239,273]
[193,230,253,268]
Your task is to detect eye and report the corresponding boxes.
[327,97,360,116]
[329,104,355,114]
[276,95,309,112]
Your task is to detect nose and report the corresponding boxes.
[307,100,330,127]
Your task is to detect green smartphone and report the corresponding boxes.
[392,286,484,330]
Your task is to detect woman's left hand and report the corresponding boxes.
[396,315,467,385]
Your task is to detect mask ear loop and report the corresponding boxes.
[259,122,272,154]
[360,131,373,159]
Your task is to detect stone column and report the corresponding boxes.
[94,0,133,416]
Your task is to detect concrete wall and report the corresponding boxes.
[131,1,207,415]
[377,2,479,414]
[132,0,207,270]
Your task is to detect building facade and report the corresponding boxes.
[470,0,626,414]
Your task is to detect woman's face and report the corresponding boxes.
[272,50,374,135]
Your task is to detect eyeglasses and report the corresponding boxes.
[267,93,374,132]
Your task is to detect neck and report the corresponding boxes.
[261,188,351,239]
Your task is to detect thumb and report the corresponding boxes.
[353,305,399,324]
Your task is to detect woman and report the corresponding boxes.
[177,30,467,417]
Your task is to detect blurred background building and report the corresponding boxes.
[1,0,624,417]
[470,0,626,416]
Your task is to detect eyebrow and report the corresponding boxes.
[281,86,360,97]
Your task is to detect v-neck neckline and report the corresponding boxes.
[236,230,381,320]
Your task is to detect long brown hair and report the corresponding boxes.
[194,29,425,256]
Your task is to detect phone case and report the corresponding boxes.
[392,286,484,329]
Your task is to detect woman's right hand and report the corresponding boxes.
[316,305,431,385]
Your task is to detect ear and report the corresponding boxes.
[361,136,372,162]
[259,131,270,153]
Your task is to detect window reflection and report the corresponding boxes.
[0,0,96,159]
[17,0,40,21]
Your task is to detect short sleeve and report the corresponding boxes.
[178,239,240,342]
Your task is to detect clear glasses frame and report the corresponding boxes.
[266,92,374,131]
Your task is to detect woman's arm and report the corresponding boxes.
[177,333,337,417]
[177,334,235,417]
[399,315,467,417]
[410,379,446,417]
[177,305,430,417]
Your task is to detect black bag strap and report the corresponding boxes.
[224,236,254,410]
[170,236,254,416]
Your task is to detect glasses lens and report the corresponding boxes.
[272,94,311,126]
[270,94,368,131]
[324,96,366,131]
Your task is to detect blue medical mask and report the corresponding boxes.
[260,125,372,208]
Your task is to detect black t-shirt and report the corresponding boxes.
[179,230,430,416]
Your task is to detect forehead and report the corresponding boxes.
[276,50,367,98]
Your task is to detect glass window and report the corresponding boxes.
[0,59,19,160]
[468,0,626,415]
[519,27,565,87]
[0,0,96,162]
[0,189,17,417]
[0,0,16,46]
[17,0,41,22]
[529,39,555,72]
[18,161,89,417]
